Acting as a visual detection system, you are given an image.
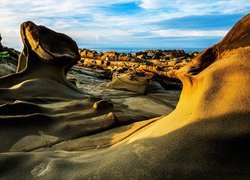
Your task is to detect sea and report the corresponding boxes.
[80,47,205,54]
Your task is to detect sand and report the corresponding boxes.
[0,14,249,179]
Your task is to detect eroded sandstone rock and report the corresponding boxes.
[0,21,176,153]
[0,14,249,179]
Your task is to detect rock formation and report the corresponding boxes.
[77,48,195,89]
[80,48,191,61]
[0,14,249,179]
[0,21,175,152]
[107,73,150,94]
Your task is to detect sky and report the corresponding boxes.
[0,0,249,51]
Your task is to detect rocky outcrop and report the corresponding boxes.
[0,34,19,76]
[77,48,195,90]
[0,21,176,153]
[0,34,19,62]
[107,73,150,94]
[0,63,16,77]
[76,57,185,90]
[79,48,192,61]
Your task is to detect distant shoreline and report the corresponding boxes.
[79,47,205,54]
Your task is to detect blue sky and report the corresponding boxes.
[0,0,249,50]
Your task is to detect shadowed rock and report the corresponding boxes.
[0,34,19,77]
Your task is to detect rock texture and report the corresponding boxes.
[0,21,177,153]
[76,49,195,89]
[107,73,150,94]
[0,14,250,179]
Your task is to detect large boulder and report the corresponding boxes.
[108,73,150,94]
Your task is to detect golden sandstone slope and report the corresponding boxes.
[0,14,249,179]
[130,13,250,140]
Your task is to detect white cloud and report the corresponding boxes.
[139,0,166,9]
[139,0,250,13]
[152,29,228,37]
[0,0,249,50]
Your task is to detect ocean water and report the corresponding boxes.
[81,47,205,54]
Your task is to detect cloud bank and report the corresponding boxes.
[0,0,249,50]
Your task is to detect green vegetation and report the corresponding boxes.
[0,51,10,58]
[68,69,80,75]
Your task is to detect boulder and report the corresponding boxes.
[0,63,16,76]
[101,51,118,61]
[108,73,150,94]
[118,53,131,61]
